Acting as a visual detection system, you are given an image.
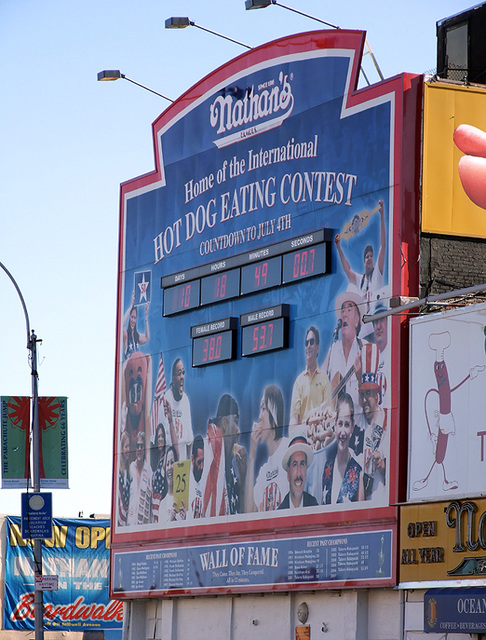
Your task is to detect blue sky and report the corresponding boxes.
[0,0,472,517]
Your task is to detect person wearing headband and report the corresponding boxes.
[245,385,288,512]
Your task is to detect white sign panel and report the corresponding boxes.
[35,575,58,591]
[408,302,486,502]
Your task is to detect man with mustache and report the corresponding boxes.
[278,436,317,510]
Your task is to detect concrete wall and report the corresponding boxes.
[125,589,402,640]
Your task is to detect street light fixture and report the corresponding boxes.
[97,70,174,102]
[245,0,339,29]
[244,0,384,84]
[165,17,252,50]
[0,262,43,640]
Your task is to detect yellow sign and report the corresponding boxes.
[173,460,190,513]
[422,81,486,238]
[400,499,486,583]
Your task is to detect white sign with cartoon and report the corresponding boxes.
[408,302,486,501]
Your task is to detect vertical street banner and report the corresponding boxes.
[3,517,123,633]
[1,396,30,488]
[1,396,69,489]
[38,396,69,488]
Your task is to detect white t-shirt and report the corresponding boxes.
[350,266,385,314]
[163,387,193,461]
[325,338,361,410]
[253,437,289,511]
[127,460,152,526]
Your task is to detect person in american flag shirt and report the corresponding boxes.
[117,430,132,526]
[151,423,168,523]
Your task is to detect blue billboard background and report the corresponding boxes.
[115,32,398,543]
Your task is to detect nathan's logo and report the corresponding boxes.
[209,72,294,148]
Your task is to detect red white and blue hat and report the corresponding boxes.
[282,436,313,470]
[360,342,381,390]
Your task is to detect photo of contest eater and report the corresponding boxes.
[151,422,168,523]
[189,435,205,519]
[278,436,318,510]
[245,385,289,513]
[204,394,247,516]
[350,343,388,502]
[127,431,152,525]
[122,290,150,360]
[121,350,152,463]
[321,392,364,504]
[162,358,193,462]
[289,326,334,446]
[323,286,364,412]
[335,200,386,342]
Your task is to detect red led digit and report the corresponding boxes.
[308,248,315,274]
[184,283,191,308]
[252,326,259,351]
[215,334,222,359]
[254,264,261,287]
[267,322,274,347]
[259,324,267,350]
[300,250,308,276]
[203,338,209,362]
[261,262,268,286]
[208,336,216,360]
[220,274,227,297]
[293,253,301,278]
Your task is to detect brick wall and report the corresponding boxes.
[420,233,486,298]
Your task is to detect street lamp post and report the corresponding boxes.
[0,262,44,640]
[97,70,174,102]
[244,0,384,84]
[165,17,252,50]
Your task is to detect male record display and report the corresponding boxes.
[112,28,421,595]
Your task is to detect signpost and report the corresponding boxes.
[21,492,53,540]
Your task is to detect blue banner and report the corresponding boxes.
[113,529,392,595]
[425,588,486,634]
[4,517,123,634]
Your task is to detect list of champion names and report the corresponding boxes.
[114,530,392,595]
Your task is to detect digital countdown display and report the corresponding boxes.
[191,318,236,367]
[282,243,326,284]
[240,305,289,357]
[240,255,282,295]
[200,268,240,306]
[163,279,200,316]
[161,230,331,318]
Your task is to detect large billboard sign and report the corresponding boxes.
[408,302,486,503]
[422,80,486,238]
[111,30,421,596]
